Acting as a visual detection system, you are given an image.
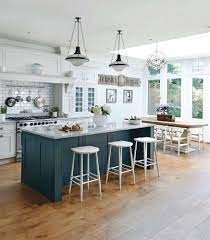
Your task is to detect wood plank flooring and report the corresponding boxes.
[1,145,210,240]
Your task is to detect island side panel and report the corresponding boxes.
[82,133,108,175]
[21,132,57,201]
[57,136,81,186]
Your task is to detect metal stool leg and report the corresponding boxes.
[144,142,147,180]
[106,145,112,184]
[69,152,75,194]
[87,154,90,190]
[154,142,160,177]
[95,152,102,196]
[119,147,122,190]
[80,154,84,202]
[129,146,136,184]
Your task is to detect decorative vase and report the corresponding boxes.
[31,63,43,75]
[93,114,108,127]
[0,114,6,121]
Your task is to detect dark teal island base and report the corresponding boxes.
[21,125,154,202]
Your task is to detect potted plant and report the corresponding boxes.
[51,106,59,118]
[156,104,176,122]
[0,106,7,121]
[90,105,111,127]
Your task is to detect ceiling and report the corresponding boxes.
[123,32,210,60]
[1,0,210,59]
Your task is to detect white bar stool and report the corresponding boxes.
[106,141,135,190]
[134,137,160,180]
[69,146,102,202]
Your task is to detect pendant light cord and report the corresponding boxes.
[117,30,121,55]
[77,18,80,47]
[66,17,88,58]
[80,21,88,57]
[110,32,118,63]
[121,32,128,64]
[110,30,128,64]
[66,20,77,57]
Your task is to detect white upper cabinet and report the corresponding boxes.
[0,43,75,83]
[5,47,61,76]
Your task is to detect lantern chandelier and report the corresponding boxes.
[65,17,89,66]
[146,41,166,71]
[109,30,129,72]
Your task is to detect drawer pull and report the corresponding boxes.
[0,135,4,138]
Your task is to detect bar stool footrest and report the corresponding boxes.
[109,164,133,175]
[70,172,99,186]
[135,158,157,167]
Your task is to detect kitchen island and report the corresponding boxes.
[21,122,154,202]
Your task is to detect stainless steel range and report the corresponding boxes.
[7,116,59,159]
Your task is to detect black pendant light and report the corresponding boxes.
[65,17,89,66]
[109,30,129,72]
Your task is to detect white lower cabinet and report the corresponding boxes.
[0,131,16,159]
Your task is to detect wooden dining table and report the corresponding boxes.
[142,117,208,129]
[141,117,208,153]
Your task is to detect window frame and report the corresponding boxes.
[167,63,182,75]
[74,86,84,113]
[192,77,203,119]
[147,79,161,116]
[167,78,182,117]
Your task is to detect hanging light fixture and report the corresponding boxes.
[109,30,129,72]
[146,41,166,71]
[65,17,89,66]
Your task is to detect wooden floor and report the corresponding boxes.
[1,145,210,240]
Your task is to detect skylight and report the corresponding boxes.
[121,32,210,60]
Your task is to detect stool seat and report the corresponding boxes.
[108,141,133,148]
[71,146,99,154]
[134,137,157,143]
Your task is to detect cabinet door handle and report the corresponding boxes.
[0,135,4,138]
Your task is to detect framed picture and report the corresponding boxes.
[123,90,133,103]
[106,89,117,103]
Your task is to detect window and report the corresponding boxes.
[148,80,160,115]
[192,60,204,73]
[167,63,181,74]
[75,87,83,112]
[148,66,160,75]
[192,78,203,119]
[88,87,95,110]
[167,78,181,117]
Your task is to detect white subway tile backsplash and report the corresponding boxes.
[0,80,54,114]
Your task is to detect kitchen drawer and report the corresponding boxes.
[0,123,16,133]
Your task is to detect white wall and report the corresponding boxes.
[71,60,144,123]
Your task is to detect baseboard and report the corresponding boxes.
[0,158,16,165]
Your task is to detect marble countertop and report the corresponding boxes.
[22,122,154,140]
